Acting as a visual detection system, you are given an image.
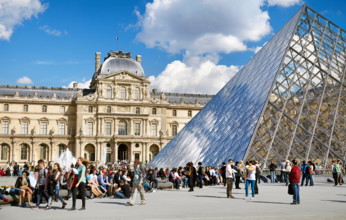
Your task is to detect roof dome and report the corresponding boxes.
[100,57,144,76]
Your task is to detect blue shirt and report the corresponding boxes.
[77,165,86,183]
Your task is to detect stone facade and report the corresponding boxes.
[0,50,213,166]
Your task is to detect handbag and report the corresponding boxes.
[288,183,293,195]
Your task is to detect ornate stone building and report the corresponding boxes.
[0,50,213,166]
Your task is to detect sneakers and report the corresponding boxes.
[140,201,147,205]
[126,202,134,206]
[69,207,76,211]
[32,206,39,210]
[79,207,85,211]
[45,205,51,210]
[62,202,67,209]
[28,202,34,207]
[229,195,236,199]
[290,202,299,205]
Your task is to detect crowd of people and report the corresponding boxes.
[0,158,344,209]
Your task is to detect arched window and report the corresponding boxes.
[120,87,126,100]
[42,105,47,113]
[152,108,157,115]
[107,106,112,113]
[173,109,177,117]
[106,86,112,98]
[118,121,127,135]
[188,110,192,117]
[135,107,140,114]
[134,87,140,100]
[20,144,28,160]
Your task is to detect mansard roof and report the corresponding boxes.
[0,85,213,105]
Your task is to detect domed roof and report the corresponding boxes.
[100,57,144,76]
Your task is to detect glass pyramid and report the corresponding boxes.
[151,6,346,171]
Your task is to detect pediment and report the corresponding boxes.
[102,71,149,83]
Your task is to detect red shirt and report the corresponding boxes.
[289,165,301,183]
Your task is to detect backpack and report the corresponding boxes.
[306,166,312,175]
[199,167,205,175]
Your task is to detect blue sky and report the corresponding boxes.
[0,0,345,94]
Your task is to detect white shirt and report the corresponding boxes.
[226,164,233,178]
[246,165,256,180]
[89,174,98,183]
[209,169,216,176]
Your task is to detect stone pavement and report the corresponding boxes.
[0,176,345,220]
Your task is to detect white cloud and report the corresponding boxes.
[35,60,55,65]
[67,80,91,89]
[149,57,239,94]
[16,76,33,84]
[137,0,271,56]
[0,0,47,40]
[267,0,301,7]
[39,25,67,37]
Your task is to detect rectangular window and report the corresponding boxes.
[60,106,65,113]
[172,125,178,136]
[118,124,127,135]
[87,122,93,135]
[135,153,140,161]
[1,145,8,160]
[21,145,27,160]
[41,122,47,135]
[23,105,28,112]
[151,124,157,136]
[4,104,9,112]
[59,122,65,135]
[88,106,93,113]
[134,123,141,136]
[2,121,9,134]
[105,122,112,135]
[21,122,28,135]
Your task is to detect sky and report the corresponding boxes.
[0,0,345,95]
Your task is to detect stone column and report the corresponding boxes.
[31,141,35,163]
[114,142,118,164]
[97,142,101,162]
[50,141,54,162]
[11,140,16,163]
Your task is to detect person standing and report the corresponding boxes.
[268,161,277,183]
[244,161,256,200]
[226,159,235,198]
[280,160,286,183]
[197,162,204,188]
[186,162,197,192]
[127,161,146,206]
[32,159,49,209]
[289,159,301,205]
[70,157,87,211]
[220,162,227,186]
[285,160,292,186]
[47,163,67,209]
[234,162,241,189]
[300,161,308,186]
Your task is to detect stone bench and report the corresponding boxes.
[156,179,174,190]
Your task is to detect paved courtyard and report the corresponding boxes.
[0,176,345,220]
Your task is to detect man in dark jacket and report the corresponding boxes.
[289,159,301,205]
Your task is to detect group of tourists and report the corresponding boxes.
[0,157,344,209]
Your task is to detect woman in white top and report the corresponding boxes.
[244,161,256,199]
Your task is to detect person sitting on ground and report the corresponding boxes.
[14,171,32,207]
[114,180,131,199]
[146,169,158,192]
[122,170,132,185]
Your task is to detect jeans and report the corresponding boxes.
[115,192,129,199]
[245,179,255,197]
[270,171,276,183]
[48,182,65,205]
[283,172,289,185]
[151,179,158,189]
[129,183,145,204]
[36,185,48,206]
[182,176,188,188]
[292,182,300,203]
[305,174,314,186]
[198,175,203,188]
[170,179,181,189]
[0,192,4,200]
[235,176,241,188]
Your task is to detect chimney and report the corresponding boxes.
[95,52,101,72]
[73,82,78,88]
[136,55,142,64]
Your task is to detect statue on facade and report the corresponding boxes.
[49,129,54,135]
[31,127,36,135]
[11,127,16,135]
[79,128,83,136]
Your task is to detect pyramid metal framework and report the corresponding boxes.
[150,6,346,171]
